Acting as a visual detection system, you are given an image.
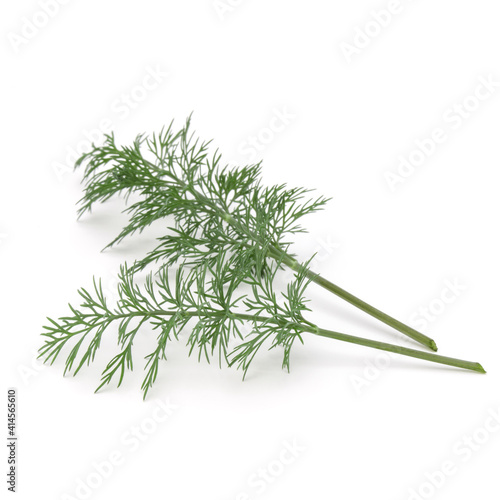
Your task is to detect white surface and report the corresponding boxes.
[1,1,499,499]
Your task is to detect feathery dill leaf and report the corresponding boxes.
[76,115,328,278]
[39,116,485,399]
[73,116,439,351]
[40,252,311,399]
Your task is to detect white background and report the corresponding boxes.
[1,1,499,499]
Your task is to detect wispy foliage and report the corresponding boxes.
[40,253,311,399]
[39,116,485,399]
[75,115,329,275]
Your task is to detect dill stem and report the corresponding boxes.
[305,325,485,374]
[103,310,482,374]
[237,313,481,373]
[274,250,439,352]
[149,161,438,351]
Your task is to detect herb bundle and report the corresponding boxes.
[39,116,485,398]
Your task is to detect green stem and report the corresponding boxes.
[105,310,482,374]
[304,325,484,374]
[275,250,438,352]
[149,162,438,352]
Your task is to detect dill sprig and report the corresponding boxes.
[74,115,435,350]
[39,116,485,399]
[39,251,314,399]
[40,254,484,400]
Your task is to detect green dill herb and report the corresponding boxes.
[39,116,485,398]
